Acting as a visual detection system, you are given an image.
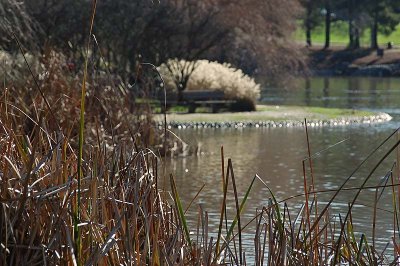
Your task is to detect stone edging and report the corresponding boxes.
[158,113,392,129]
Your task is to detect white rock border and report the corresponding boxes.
[158,113,393,129]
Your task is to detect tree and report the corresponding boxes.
[218,0,305,81]
[330,0,365,49]
[323,0,332,49]
[156,0,229,99]
[159,59,261,110]
[366,0,400,49]
[330,0,400,49]
[12,0,303,91]
[347,0,361,49]
[160,0,304,98]
[163,60,198,102]
[299,0,321,46]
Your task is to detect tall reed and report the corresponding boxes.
[2,67,400,264]
[2,1,400,264]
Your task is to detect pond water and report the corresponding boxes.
[262,76,400,113]
[164,77,400,258]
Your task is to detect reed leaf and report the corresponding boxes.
[257,174,284,235]
[169,174,191,247]
[225,174,256,241]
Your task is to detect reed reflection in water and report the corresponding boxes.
[164,76,400,256]
[165,120,399,254]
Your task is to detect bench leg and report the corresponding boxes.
[188,104,196,113]
[211,104,219,113]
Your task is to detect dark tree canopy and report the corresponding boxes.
[2,0,304,82]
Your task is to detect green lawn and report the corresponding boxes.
[294,21,400,47]
[155,105,376,123]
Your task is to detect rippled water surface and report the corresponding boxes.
[164,77,400,256]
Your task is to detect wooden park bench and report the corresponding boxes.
[182,90,234,113]
[159,90,234,113]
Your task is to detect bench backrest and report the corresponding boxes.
[182,90,225,101]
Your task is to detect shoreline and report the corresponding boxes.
[155,105,393,129]
[309,47,400,77]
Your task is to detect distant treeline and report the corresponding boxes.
[299,0,400,48]
[1,0,306,82]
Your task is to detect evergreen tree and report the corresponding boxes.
[366,0,400,49]
[323,0,332,49]
[299,0,321,46]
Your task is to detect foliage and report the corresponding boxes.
[295,21,400,46]
[159,59,261,109]
[2,75,400,264]
[299,0,322,46]
[0,0,40,51]
[1,7,400,263]
[2,50,167,152]
[1,0,304,83]
[298,0,400,48]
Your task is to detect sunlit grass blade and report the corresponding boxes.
[227,159,242,265]
[333,139,400,264]
[391,170,400,258]
[169,174,191,247]
[306,128,400,241]
[184,183,205,215]
[215,158,230,262]
[257,175,284,235]
[75,1,98,263]
[355,234,366,263]
[225,174,256,242]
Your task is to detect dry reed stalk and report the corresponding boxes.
[2,22,400,265]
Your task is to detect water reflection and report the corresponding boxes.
[261,76,400,111]
[369,78,378,107]
[323,77,329,107]
[165,76,400,257]
[165,122,399,255]
[305,78,311,106]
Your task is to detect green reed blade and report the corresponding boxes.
[306,128,399,241]
[334,139,400,264]
[75,1,98,264]
[226,174,256,241]
[215,163,229,263]
[170,174,191,247]
[256,175,284,235]
[356,234,365,263]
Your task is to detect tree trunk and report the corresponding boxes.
[348,0,354,48]
[370,13,378,49]
[177,77,189,103]
[354,27,360,49]
[324,1,331,49]
[348,19,354,48]
[177,88,184,103]
[305,4,312,47]
[306,22,312,47]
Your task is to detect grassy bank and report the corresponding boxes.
[295,21,400,47]
[295,21,400,72]
[156,105,378,123]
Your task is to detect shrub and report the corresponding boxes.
[158,59,261,111]
[230,97,256,112]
